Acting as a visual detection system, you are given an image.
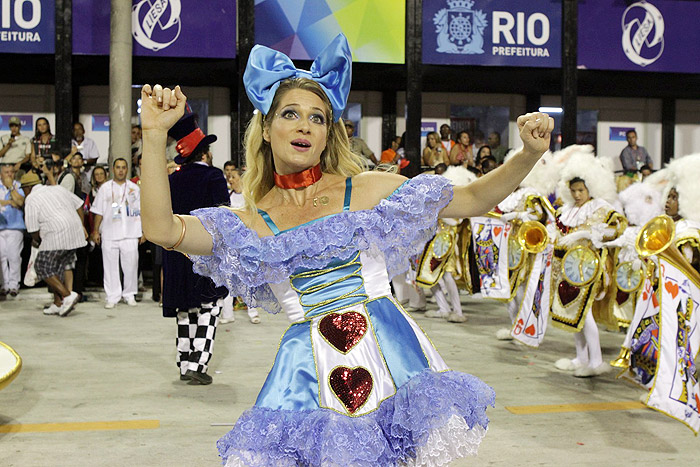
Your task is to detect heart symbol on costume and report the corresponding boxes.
[319,312,367,354]
[514,318,524,335]
[558,281,580,306]
[494,226,503,237]
[643,291,648,301]
[430,257,440,272]
[525,324,536,336]
[665,281,679,299]
[329,366,373,414]
[616,290,630,305]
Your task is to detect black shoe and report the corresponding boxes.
[185,370,212,385]
[179,373,192,381]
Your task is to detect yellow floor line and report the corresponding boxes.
[0,419,160,433]
[506,401,646,415]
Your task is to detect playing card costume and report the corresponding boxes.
[188,35,494,466]
[495,150,557,346]
[613,155,700,432]
[550,146,628,377]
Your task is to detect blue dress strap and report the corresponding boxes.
[257,208,281,236]
[343,177,352,212]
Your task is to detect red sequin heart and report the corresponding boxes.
[558,281,580,306]
[329,366,373,414]
[525,324,536,336]
[319,312,367,354]
[494,226,503,237]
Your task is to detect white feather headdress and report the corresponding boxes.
[555,145,617,205]
[443,165,478,187]
[659,153,700,222]
[504,148,557,195]
[618,182,663,226]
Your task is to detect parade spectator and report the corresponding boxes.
[439,124,455,153]
[30,118,57,166]
[0,117,32,175]
[131,125,143,166]
[488,132,507,163]
[90,158,144,309]
[640,164,653,180]
[422,131,449,167]
[475,145,492,167]
[225,163,245,209]
[22,171,84,316]
[479,155,498,175]
[619,129,652,174]
[450,131,475,167]
[0,164,25,297]
[380,136,401,164]
[344,120,376,167]
[84,166,108,287]
[58,152,89,197]
[71,122,99,168]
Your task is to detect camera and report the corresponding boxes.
[42,158,54,170]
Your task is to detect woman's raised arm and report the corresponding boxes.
[440,112,554,219]
[140,84,214,256]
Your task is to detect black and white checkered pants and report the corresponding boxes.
[176,305,219,375]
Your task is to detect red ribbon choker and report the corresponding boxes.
[274,164,323,189]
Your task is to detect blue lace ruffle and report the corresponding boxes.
[190,174,453,314]
[217,369,495,466]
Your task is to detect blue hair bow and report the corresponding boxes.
[243,34,352,122]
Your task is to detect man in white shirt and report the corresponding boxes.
[0,164,26,297]
[0,117,32,173]
[22,171,84,316]
[90,158,144,308]
[71,122,99,168]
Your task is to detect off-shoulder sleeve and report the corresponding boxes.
[361,173,453,279]
[188,175,453,314]
[189,207,283,314]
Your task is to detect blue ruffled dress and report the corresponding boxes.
[190,174,495,466]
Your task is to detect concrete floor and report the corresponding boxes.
[0,288,696,466]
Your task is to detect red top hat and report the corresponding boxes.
[167,112,217,164]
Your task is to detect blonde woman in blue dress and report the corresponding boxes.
[138,35,553,466]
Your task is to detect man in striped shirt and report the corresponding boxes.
[21,171,86,316]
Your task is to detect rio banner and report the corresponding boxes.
[254,0,405,64]
[72,0,236,58]
[578,0,700,74]
[422,0,561,68]
[0,0,55,53]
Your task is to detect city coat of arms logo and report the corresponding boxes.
[132,0,182,52]
[434,0,488,54]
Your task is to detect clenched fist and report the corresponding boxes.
[140,84,188,132]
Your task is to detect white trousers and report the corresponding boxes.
[102,238,139,303]
[221,294,260,320]
[0,229,23,290]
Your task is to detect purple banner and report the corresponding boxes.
[92,115,110,132]
[421,122,437,137]
[0,114,33,131]
[578,0,700,74]
[423,0,561,68]
[609,127,635,142]
[73,0,236,58]
[0,0,55,54]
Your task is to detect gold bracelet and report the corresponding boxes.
[164,215,186,251]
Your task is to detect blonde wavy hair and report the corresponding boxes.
[241,77,364,211]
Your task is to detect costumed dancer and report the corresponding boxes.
[494,150,557,346]
[614,156,700,397]
[417,165,477,323]
[550,146,628,378]
[139,35,554,465]
[162,112,230,385]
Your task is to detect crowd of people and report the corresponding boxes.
[0,117,255,323]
